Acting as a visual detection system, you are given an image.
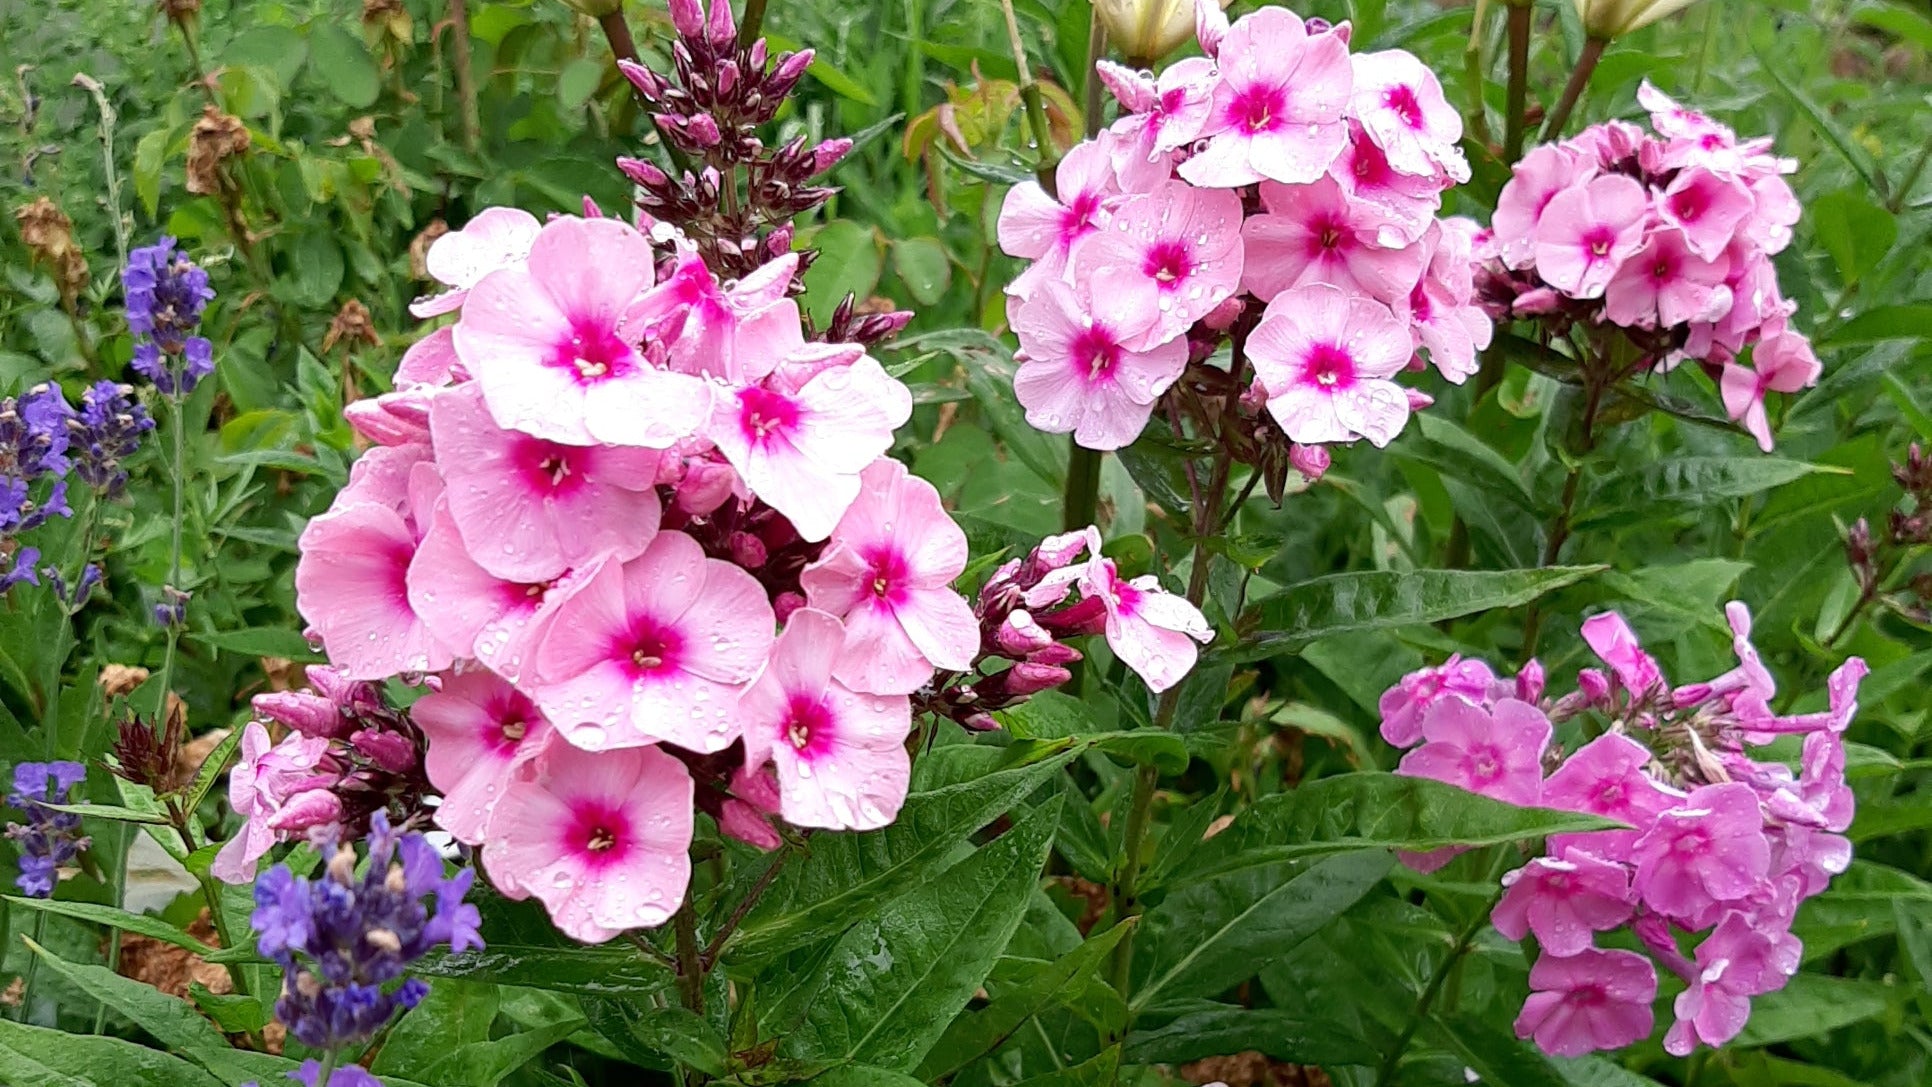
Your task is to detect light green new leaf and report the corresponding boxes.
[782,798,1063,1072]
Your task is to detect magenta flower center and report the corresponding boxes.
[1582,225,1617,259]
[782,694,834,759]
[1648,253,1678,283]
[864,547,910,604]
[1070,326,1121,381]
[1351,141,1393,185]
[622,617,684,677]
[549,321,636,386]
[565,801,631,865]
[1144,240,1192,285]
[738,386,802,446]
[1672,828,1710,855]
[1232,84,1285,133]
[1670,186,1707,222]
[1311,214,1349,253]
[1468,744,1504,782]
[1382,84,1424,129]
[1564,983,1608,1008]
[515,435,587,495]
[1594,780,1626,808]
[1062,190,1104,244]
[1304,343,1356,390]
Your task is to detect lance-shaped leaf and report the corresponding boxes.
[1124,1000,1382,1068]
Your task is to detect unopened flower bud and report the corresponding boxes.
[996,610,1054,656]
[705,0,736,48]
[1404,388,1435,412]
[1095,0,1232,64]
[667,0,705,40]
[1002,661,1074,698]
[269,789,345,834]
[350,728,418,774]
[1515,659,1545,704]
[773,591,807,624]
[960,711,1001,732]
[1573,0,1705,40]
[766,50,814,97]
[1289,443,1330,482]
[728,530,768,569]
[810,137,853,175]
[253,690,348,739]
[1029,642,1083,668]
[1577,667,1612,704]
[1202,295,1245,331]
[616,58,665,100]
[618,156,669,187]
[676,461,737,514]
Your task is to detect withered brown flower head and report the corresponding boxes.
[14,197,90,307]
[185,106,250,196]
[323,298,381,353]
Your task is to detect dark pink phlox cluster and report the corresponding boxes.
[211,667,430,884]
[1478,82,1816,451]
[997,3,1489,455]
[1379,602,1867,1057]
[285,209,969,943]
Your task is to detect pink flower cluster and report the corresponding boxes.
[273,208,1212,942]
[997,4,1488,454]
[1477,82,1816,450]
[1380,605,1866,1057]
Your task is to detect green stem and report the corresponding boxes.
[1374,893,1501,1086]
[154,389,187,709]
[447,0,482,154]
[1517,367,1608,663]
[739,0,769,44]
[1059,8,1110,533]
[1539,36,1606,141]
[1502,1,1532,161]
[998,0,1060,191]
[672,900,705,1017]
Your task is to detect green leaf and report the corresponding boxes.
[557,57,605,111]
[37,800,169,825]
[1733,973,1896,1047]
[133,129,169,219]
[1012,1047,1118,1087]
[781,798,1063,1072]
[187,985,271,1033]
[799,221,884,326]
[412,943,671,996]
[183,727,245,817]
[1433,1012,1571,1087]
[1823,303,1932,346]
[807,1066,927,1087]
[3,896,211,954]
[20,937,230,1052]
[287,230,345,309]
[914,922,1132,1080]
[1234,567,1604,661]
[888,237,952,307]
[1396,414,1543,513]
[1132,851,1392,1010]
[1578,458,1834,527]
[373,980,500,1079]
[1000,692,1189,773]
[307,22,382,109]
[188,626,326,661]
[1749,37,1886,200]
[1808,190,1898,288]
[1180,772,1619,881]
[618,1006,728,1077]
[0,1020,222,1087]
[413,1017,585,1087]
[728,752,1073,962]
[1123,1001,1382,1067]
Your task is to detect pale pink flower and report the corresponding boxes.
[411,207,540,318]
[344,386,436,447]
[1541,733,1680,864]
[1580,611,1667,695]
[1096,58,1217,174]
[998,141,1125,299]
[1532,175,1649,299]
[1638,80,1734,146]
[1603,227,1733,329]
[428,384,662,582]
[532,530,775,753]
[740,608,913,830]
[1657,167,1755,261]
[1741,172,1801,255]
[210,722,334,883]
[1179,6,1351,188]
[295,468,454,682]
[1377,654,1500,748]
[1348,49,1468,183]
[707,354,912,541]
[1241,177,1428,304]
[1082,558,1212,693]
[1492,851,1635,956]
[416,670,554,845]
[1664,911,1801,1055]
[1397,697,1550,806]
[1073,180,1244,350]
[1721,331,1820,452]
[1008,278,1190,450]
[1408,218,1493,384]
[1247,283,1415,448]
[1515,949,1657,1057]
[798,458,978,695]
[1631,782,1772,921]
[454,215,710,448]
[1491,144,1596,269]
[647,247,800,384]
[396,327,462,387]
[482,742,694,942]
[1328,124,1444,246]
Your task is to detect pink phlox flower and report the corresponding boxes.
[1009,278,1190,450]
[416,669,554,845]
[1247,283,1416,448]
[1741,172,1801,254]
[1017,526,1106,609]
[1580,611,1668,697]
[740,607,914,830]
[1702,600,1776,701]
[1329,124,1444,246]
[1541,733,1679,864]
[1657,167,1755,261]
[1773,824,1852,898]
[1532,175,1649,299]
[1408,218,1493,384]
[1193,0,1230,55]
[1492,851,1635,957]
[1241,176,1427,304]
[1492,144,1598,270]
[453,215,711,448]
[1097,58,1217,179]
[1515,949,1657,1057]
[1081,558,1212,693]
[482,741,694,942]
[1663,909,1800,1055]
[1638,80,1736,147]
[1348,49,1468,183]
[1180,6,1351,188]
[1073,180,1244,350]
[210,722,334,883]
[999,141,1127,300]
[396,327,463,388]
[706,352,912,541]
[1397,696,1550,806]
[646,246,800,383]
[1376,654,1500,748]
[798,457,978,695]
[1720,330,1820,452]
[344,386,438,448]
[411,207,541,318]
[531,530,775,753]
[295,459,454,681]
[1631,782,1772,921]
[1603,226,1733,330]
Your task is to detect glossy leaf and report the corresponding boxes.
[1123,1001,1382,1067]
[20,937,230,1053]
